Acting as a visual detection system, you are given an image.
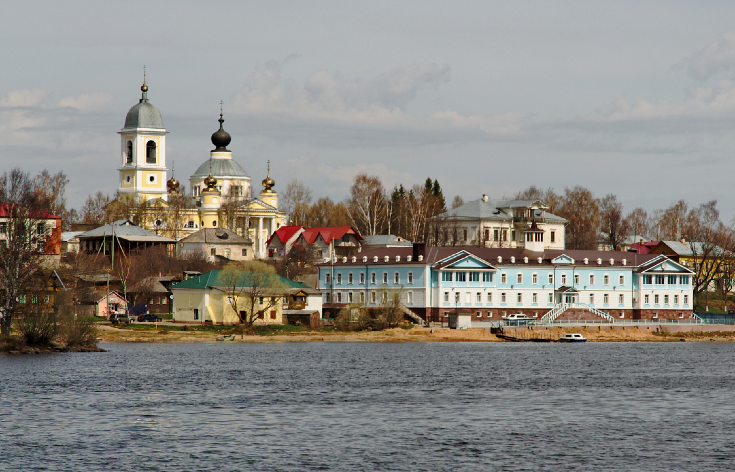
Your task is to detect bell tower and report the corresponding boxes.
[118,70,169,203]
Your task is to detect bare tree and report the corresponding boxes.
[345,173,388,236]
[557,186,599,250]
[219,260,289,329]
[0,169,48,335]
[34,170,69,219]
[599,194,627,250]
[624,207,648,246]
[282,179,312,226]
[451,195,464,209]
[306,197,352,227]
[80,191,111,224]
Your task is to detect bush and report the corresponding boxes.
[15,310,56,346]
[58,314,98,347]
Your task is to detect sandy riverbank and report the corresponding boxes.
[95,325,735,343]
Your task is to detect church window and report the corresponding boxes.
[212,221,217,227]
[126,141,133,164]
[126,175,131,184]
[149,175,155,183]
[146,140,156,164]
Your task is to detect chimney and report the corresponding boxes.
[482,194,488,203]
[413,242,426,261]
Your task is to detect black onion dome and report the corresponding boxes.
[211,113,231,151]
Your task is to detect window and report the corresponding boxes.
[469,272,479,282]
[360,273,365,284]
[603,294,609,304]
[348,292,353,303]
[548,293,553,303]
[477,292,482,302]
[482,272,492,282]
[325,293,331,303]
[619,312,625,319]
[394,272,400,284]
[146,140,156,164]
[477,311,482,318]
[336,273,342,284]
[684,295,689,305]
[619,275,625,285]
[43,295,50,304]
[501,293,506,303]
[371,273,376,284]
[574,274,579,285]
[589,294,594,304]
[680,275,689,285]
[655,275,664,284]
[550,231,555,243]
[603,274,609,285]
[19,294,26,304]
[484,229,490,241]
[652,312,659,319]
[532,273,538,284]
[487,293,492,302]
[561,274,567,285]
[194,309,199,320]
[407,292,413,304]
[664,295,669,304]
[548,274,554,284]
[37,223,45,235]
[501,273,507,284]
[382,272,388,284]
[408,272,413,284]
[644,294,649,304]
[444,292,449,302]
[348,273,353,284]
[463,229,467,241]
[494,229,499,241]
[442,272,452,282]
[667,275,677,285]
[371,292,376,303]
[643,275,652,284]
[517,273,523,284]
[674,295,679,304]
[210,248,216,256]
[359,292,365,303]
[242,249,247,256]
[502,229,508,241]
[126,141,133,163]
[619,294,624,304]
[325,273,331,284]
[517,293,522,303]
[0,222,6,234]
[511,230,516,240]
[532,293,537,303]
[336,292,342,303]
[193,186,200,197]
[679,312,684,319]
[456,272,467,282]
[654,294,659,304]
[589,274,595,285]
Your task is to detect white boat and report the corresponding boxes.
[559,333,587,343]
[502,313,534,325]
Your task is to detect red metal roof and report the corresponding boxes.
[266,225,303,244]
[0,203,60,219]
[299,226,363,245]
[629,241,659,254]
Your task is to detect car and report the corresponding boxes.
[109,313,131,325]
[137,314,163,322]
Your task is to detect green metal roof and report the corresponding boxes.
[170,270,309,290]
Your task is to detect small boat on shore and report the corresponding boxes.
[559,333,587,343]
[216,335,236,342]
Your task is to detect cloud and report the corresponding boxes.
[676,32,735,80]
[230,60,522,139]
[58,92,113,111]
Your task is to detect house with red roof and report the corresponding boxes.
[0,203,62,264]
[266,225,363,259]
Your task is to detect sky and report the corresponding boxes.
[3,1,735,221]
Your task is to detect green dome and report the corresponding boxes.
[124,84,163,129]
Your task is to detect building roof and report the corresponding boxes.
[61,231,85,242]
[191,157,249,179]
[0,203,60,219]
[78,220,174,243]
[124,89,163,129]
[178,228,252,245]
[267,225,304,245]
[651,240,730,258]
[441,197,567,223]
[362,235,413,247]
[322,246,663,268]
[300,226,363,245]
[170,270,309,291]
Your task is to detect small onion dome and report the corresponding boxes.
[211,113,231,151]
[262,172,275,191]
[141,82,148,92]
[204,173,218,190]
[166,175,180,192]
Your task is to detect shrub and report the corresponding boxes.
[15,309,56,346]
[58,314,98,347]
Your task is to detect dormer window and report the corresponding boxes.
[146,140,156,164]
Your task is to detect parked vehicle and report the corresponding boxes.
[137,314,163,322]
[109,313,131,325]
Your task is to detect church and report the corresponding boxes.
[113,77,286,258]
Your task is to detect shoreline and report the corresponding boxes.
[95,325,735,344]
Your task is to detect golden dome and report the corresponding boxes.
[262,160,275,191]
[204,173,217,189]
[166,175,180,192]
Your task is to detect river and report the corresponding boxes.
[2,342,734,471]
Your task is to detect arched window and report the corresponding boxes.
[126,141,133,164]
[146,140,156,164]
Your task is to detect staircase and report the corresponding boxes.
[540,303,613,324]
[399,304,426,326]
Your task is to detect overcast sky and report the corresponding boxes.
[3,1,735,220]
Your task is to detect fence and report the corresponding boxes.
[695,312,735,325]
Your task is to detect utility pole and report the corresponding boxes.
[105,268,110,319]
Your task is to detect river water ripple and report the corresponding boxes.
[1,342,734,471]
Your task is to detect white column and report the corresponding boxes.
[258,217,264,258]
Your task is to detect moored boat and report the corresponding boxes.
[559,333,587,343]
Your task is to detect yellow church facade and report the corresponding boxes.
[114,79,286,258]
